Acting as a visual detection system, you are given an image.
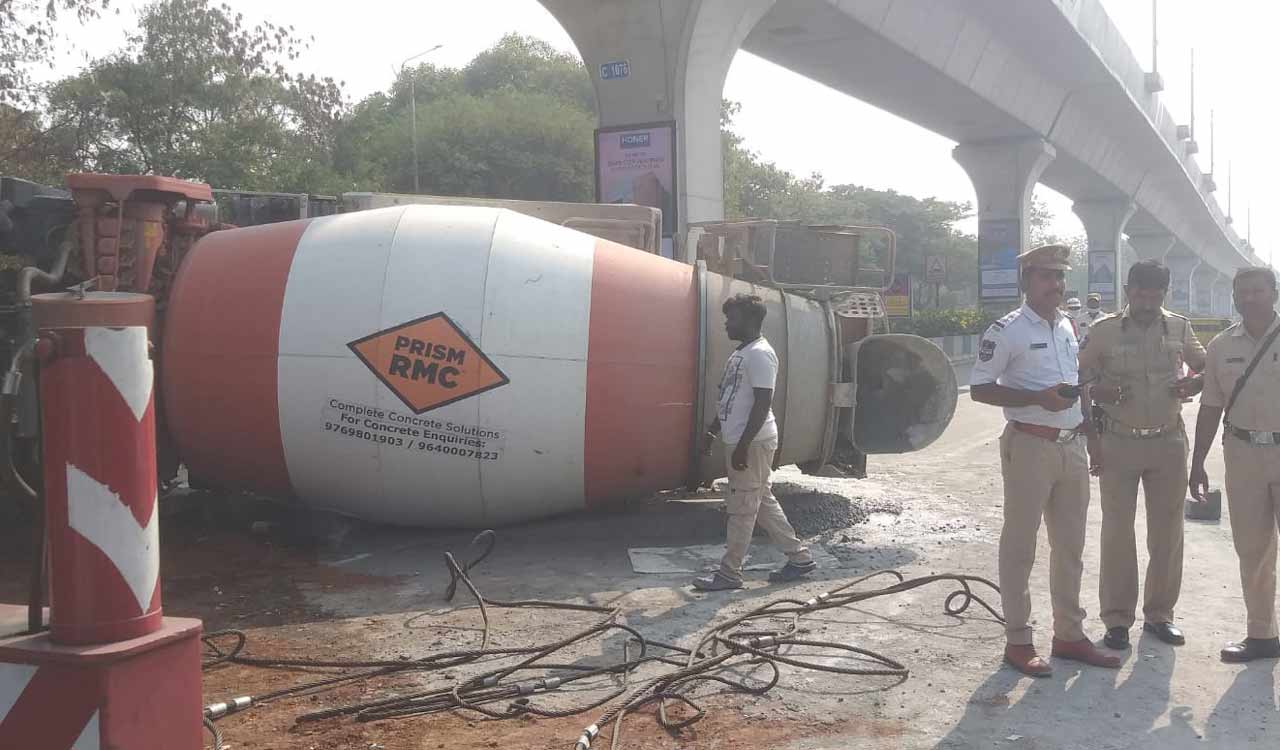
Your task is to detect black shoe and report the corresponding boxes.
[768,560,817,583]
[1143,621,1185,646]
[1103,626,1130,650]
[1221,637,1280,663]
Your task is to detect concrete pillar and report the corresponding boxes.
[1072,200,1136,314]
[1120,233,1181,311]
[1120,238,1138,274]
[540,0,776,238]
[1126,232,1177,261]
[1164,246,1197,314]
[953,138,1056,313]
[1191,262,1218,316]
[1211,275,1232,317]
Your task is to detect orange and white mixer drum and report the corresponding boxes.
[162,205,877,526]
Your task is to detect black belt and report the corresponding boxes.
[1226,424,1280,446]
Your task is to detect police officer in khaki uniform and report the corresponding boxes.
[1190,266,1280,662]
[1077,260,1206,650]
[1082,293,1106,331]
[971,244,1120,677]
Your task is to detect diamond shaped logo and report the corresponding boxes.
[347,313,510,414]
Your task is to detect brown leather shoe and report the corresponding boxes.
[1051,637,1121,668]
[1004,644,1052,677]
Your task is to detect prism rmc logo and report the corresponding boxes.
[347,312,509,414]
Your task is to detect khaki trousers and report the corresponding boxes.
[718,437,812,582]
[1098,429,1188,629]
[999,425,1090,645]
[1223,436,1280,639]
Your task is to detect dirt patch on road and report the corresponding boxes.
[210,688,905,750]
[160,513,407,631]
[773,481,904,537]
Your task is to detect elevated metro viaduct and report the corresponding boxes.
[540,0,1263,316]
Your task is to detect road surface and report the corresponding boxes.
[3,394,1262,750]
[853,394,1268,749]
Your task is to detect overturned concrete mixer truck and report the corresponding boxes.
[4,173,957,527]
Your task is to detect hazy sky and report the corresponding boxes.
[40,1,1271,262]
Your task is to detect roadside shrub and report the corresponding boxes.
[889,308,997,338]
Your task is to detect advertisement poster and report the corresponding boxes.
[1088,251,1116,302]
[978,218,1021,300]
[884,274,912,318]
[595,122,677,238]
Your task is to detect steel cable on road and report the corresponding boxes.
[197,530,1004,750]
[573,568,1002,749]
[200,530,623,744]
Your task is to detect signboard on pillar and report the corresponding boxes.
[599,60,630,80]
[595,121,678,252]
[978,218,1020,301]
[884,274,912,318]
[1088,251,1116,304]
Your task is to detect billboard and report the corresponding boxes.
[595,122,677,240]
[1088,251,1116,302]
[978,218,1021,300]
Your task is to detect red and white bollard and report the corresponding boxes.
[37,292,162,644]
[0,291,201,750]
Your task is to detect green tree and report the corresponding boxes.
[0,103,81,183]
[0,1,107,178]
[410,89,593,200]
[722,100,979,296]
[1,0,107,105]
[1029,197,1088,296]
[462,34,594,112]
[340,34,596,198]
[329,65,466,192]
[44,0,346,192]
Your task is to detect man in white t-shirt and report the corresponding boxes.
[693,294,815,591]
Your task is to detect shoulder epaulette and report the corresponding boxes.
[991,309,1020,329]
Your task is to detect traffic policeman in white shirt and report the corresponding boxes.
[1065,297,1084,332]
[970,244,1120,676]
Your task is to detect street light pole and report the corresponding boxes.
[396,44,444,194]
[411,83,419,193]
